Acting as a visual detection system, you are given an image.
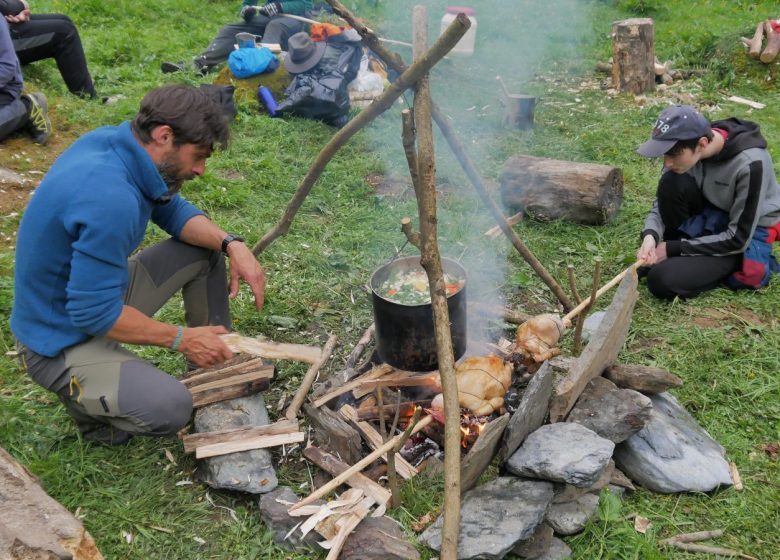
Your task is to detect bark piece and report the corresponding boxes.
[500,155,623,225]
[0,448,104,560]
[460,413,510,492]
[611,18,655,94]
[303,403,363,465]
[604,363,683,394]
[761,20,780,63]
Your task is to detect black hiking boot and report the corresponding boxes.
[23,92,52,145]
[81,424,134,446]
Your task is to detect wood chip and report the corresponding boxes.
[729,462,744,490]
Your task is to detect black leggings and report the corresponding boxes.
[10,14,96,98]
[646,172,741,299]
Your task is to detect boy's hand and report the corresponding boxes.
[637,234,657,265]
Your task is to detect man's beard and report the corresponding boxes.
[155,153,193,203]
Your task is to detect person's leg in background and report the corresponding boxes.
[0,89,52,144]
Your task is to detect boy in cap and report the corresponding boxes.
[636,105,780,299]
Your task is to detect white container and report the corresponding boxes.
[440,6,477,56]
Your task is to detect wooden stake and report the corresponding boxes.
[561,260,643,328]
[285,334,338,421]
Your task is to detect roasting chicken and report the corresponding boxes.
[514,313,564,363]
[432,355,512,416]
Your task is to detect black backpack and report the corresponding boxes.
[277,40,362,128]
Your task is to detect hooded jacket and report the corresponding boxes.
[642,118,780,257]
[11,121,204,357]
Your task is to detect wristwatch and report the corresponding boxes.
[221,233,245,254]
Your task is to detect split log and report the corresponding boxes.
[182,418,299,453]
[183,358,274,408]
[221,333,323,363]
[187,368,274,394]
[357,400,432,421]
[304,403,364,465]
[182,354,267,383]
[189,371,273,408]
[549,270,638,422]
[303,445,392,506]
[761,20,780,63]
[312,364,394,407]
[611,18,655,94]
[285,334,338,420]
[339,404,419,479]
[746,22,764,59]
[0,447,104,559]
[500,155,623,225]
[196,431,305,459]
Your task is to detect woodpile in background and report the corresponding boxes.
[741,19,780,63]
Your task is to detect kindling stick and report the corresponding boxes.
[285,334,338,421]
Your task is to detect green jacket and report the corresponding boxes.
[241,0,312,15]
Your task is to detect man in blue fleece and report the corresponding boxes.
[11,84,266,445]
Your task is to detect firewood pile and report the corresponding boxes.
[740,19,780,63]
[596,57,696,87]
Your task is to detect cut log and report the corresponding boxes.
[304,403,363,465]
[761,20,780,63]
[499,155,623,225]
[0,447,104,560]
[182,355,270,386]
[182,418,299,453]
[339,405,419,479]
[188,368,274,394]
[549,271,638,422]
[611,18,655,94]
[303,445,392,506]
[195,431,305,459]
[221,333,323,363]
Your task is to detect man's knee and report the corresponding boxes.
[118,361,193,435]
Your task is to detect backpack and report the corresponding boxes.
[276,40,362,127]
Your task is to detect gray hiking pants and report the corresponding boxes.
[0,91,29,142]
[17,239,230,439]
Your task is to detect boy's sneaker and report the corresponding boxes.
[23,92,52,145]
[161,57,208,76]
[161,61,186,73]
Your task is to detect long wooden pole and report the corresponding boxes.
[324,0,573,311]
[562,260,643,327]
[251,13,470,255]
[285,334,338,420]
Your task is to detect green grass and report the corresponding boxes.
[2,0,780,558]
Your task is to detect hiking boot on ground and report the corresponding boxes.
[23,92,52,145]
[81,424,133,446]
[161,57,208,75]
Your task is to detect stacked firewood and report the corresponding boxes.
[741,19,780,63]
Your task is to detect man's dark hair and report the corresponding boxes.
[131,85,230,149]
[666,130,714,156]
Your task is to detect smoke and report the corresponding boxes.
[357,0,589,353]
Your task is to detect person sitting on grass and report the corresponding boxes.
[636,104,780,300]
[11,85,267,446]
[0,17,50,144]
[1,0,96,98]
[162,0,312,75]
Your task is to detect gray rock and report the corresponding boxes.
[502,362,554,460]
[194,395,278,493]
[568,377,652,443]
[614,392,732,493]
[341,517,420,560]
[506,423,615,487]
[0,167,27,186]
[606,484,627,500]
[545,493,599,536]
[553,460,614,504]
[257,487,321,552]
[420,477,554,559]
[512,523,553,559]
[537,537,572,560]
[604,364,683,394]
[580,311,606,344]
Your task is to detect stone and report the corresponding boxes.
[545,493,600,535]
[0,167,28,187]
[341,516,420,560]
[537,537,572,559]
[609,467,635,491]
[501,362,553,460]
[256,486,322,552]
[461,413,509,492]
[553,460,614,504]
[614,392,732,493]
[420,477,554,559]
[567,377,652,443]
[604,364,683,394]
[512,523,554,559]
[580,311,606,344]
[506,423,615,488]
[194,395,278,493]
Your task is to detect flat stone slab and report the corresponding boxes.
[420,477,554,559]
[614,392,732,493]
[506,423,615,487]
[341,516,420,560]
[194,395,278,494]
[512,522,553,559]
[604,364,683,394]
[545,493,599,536]
[461,413,509,491]
[257,486,322,552]
[502,362,553,460]
[567,377,652,443]
[553,460,614,504]
[537,537,572,559]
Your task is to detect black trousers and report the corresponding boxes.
[646,172,741,299]
[10,13,96,98]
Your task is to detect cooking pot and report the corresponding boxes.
[370,256,467,372]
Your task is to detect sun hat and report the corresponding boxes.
[284,32,326,73]
[637,105,711,158]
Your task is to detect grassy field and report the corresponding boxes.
[1,0,779,558]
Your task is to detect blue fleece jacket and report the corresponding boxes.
[11,121,204,357]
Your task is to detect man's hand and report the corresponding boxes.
[637,234,658,265]
[178,325,233,368]
[240,5,260,22]
[258,2,281,17]
[653,242,668,264]
[226,241,266,311]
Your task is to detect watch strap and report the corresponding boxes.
[221,234,245,254]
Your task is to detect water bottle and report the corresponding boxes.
[258,85,279,117]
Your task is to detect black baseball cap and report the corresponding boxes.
[637,105,711,158]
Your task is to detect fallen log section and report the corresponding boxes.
[182,418,299,454]
[221,333,323,363]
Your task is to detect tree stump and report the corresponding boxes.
[612,18,655,94]
[0,447,104,559]
[499,155,623,225]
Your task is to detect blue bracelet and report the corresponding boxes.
[171,326,184,351]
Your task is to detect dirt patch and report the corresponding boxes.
[365,173,413,198]
[689,306,769,329]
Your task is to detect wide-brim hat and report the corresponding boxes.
[284,32,326,73]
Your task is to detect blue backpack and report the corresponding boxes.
[228,47,279,79]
